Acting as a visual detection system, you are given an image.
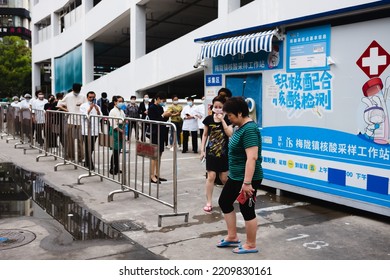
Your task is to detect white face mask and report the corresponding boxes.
[130,99,136,104]
[187,101,193,106]
[212,108,223,114]
[144,98,149,102]
[173,100,179,105]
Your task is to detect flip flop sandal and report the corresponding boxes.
[232,245,259,254]
[216,239,241,248]
[203,205,212,213]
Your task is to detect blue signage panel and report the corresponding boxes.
[213,42,283,74]
[287,25,331,72]
[261,126,390,208]
[205,74,222,86]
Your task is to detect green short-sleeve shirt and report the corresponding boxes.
[228,121,263,181]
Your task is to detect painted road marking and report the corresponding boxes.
[257,202,310,213]
[286,234,310,242]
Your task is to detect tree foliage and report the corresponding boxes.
[0,36,32,99]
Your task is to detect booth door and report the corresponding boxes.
[226,74,262,127]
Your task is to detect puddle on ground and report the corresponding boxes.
[0,162,123,241]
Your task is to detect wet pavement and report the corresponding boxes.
[0,136,389,260]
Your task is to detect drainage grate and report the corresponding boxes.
[110,220,143,232]
[0,229,36,250]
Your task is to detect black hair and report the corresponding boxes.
[130,95,137,99]
[112,95,123,103]
[186,96,194,101]
[56,92,63,99]
[218,87,232,98]
[87,91,96,98]
[171,94,179,99]
[35,90,43,97]
[155,91,167,100]
[101,92,107,98]
[72,83,82,93]
[223,96,249,117]
[212,95,226,105]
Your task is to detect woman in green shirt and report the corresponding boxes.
[216,96,263,254]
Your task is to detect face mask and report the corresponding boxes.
[173,101,179,105]
[159,102,166,107]
[213,108,223,114]
[117,102,125,109]
[130,100,136,104]
[38,95,44,99]
[144,98,149,102]
[187,102,193,106]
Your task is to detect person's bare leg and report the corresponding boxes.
[233,218,257,251]
[222,211,239,242]
[219,171,228,185]
[150,159,157,181]
[205,171,216,207]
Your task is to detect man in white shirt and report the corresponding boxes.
[57,83,87,162]
[19,93,32,109]
[31,90,48,146]
[10,96,21,134]
[80,91,101,170]
[10,96,20,108]
[181,96,203,153]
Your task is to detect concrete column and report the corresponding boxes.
[82,40,94,85]
[83,0,94,14]
[130,3,146,61]
[50,58,56,94]
[32,63,41,94]
[218,0,240,18]
[51,12,59,37]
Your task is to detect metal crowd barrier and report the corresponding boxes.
[3,107,188,226]
[0,105,5,136]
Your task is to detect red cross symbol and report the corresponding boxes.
[356,40,390,78]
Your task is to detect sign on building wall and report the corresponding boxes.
[271,70,333,118]
[205,74,222,86]
[212,42,283,74]
[287,25,331,72]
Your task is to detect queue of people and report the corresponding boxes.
[5,85,263,255]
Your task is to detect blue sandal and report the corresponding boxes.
[232,245,259,254]
[216,239,241,248]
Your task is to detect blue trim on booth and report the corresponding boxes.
[264,169,390,208]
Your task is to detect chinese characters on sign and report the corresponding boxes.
[205,74,222,86]
[287,25,330,72]
[272,71,333,118]
[212,42,283,74]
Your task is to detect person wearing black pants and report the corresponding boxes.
[181,97,202,153]
[182,130,198,153]
[80,91,101,171]
[108,96,126,175]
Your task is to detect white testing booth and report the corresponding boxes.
[195,2,390,216]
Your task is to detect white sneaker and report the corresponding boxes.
[170,147,174,151]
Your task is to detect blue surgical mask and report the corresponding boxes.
[187,102,193,106]
[117,102,126,110]
[159,102,166,107]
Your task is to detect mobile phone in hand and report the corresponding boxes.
[236,192,248,205]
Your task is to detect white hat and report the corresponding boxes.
[24,93,32,98]
[12,96,19,101]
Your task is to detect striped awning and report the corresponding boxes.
[198,29,278,61]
